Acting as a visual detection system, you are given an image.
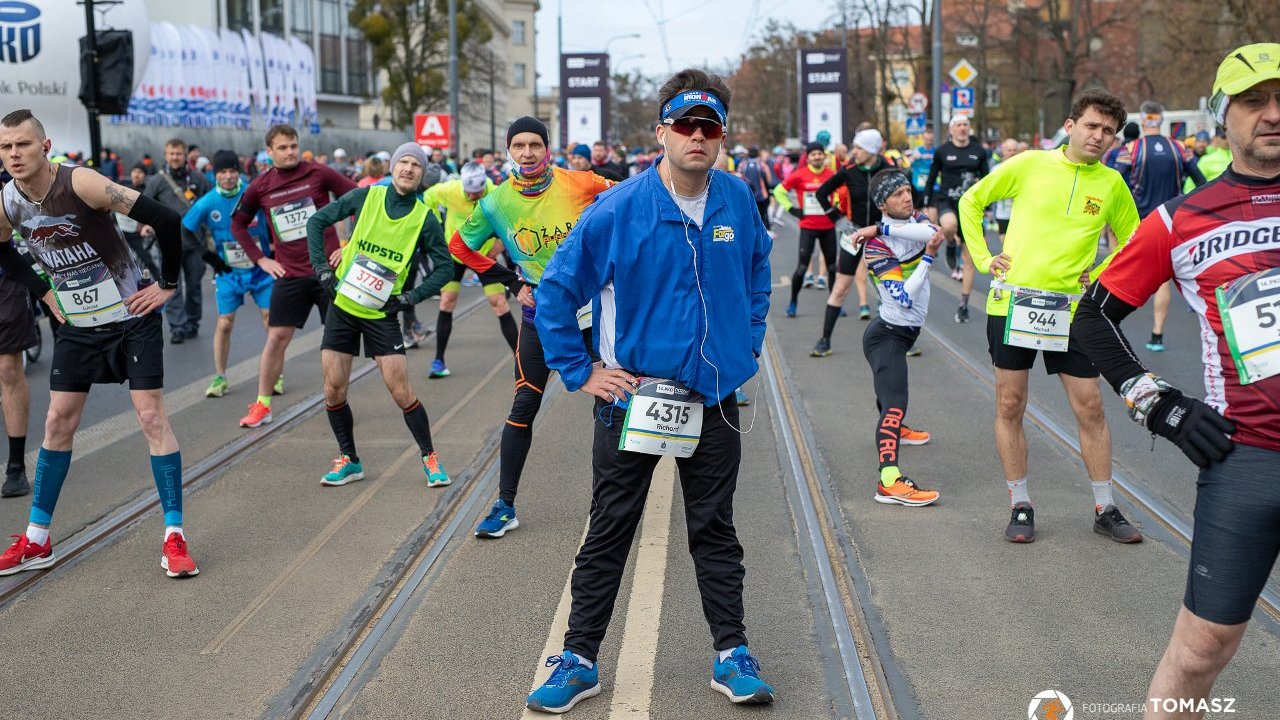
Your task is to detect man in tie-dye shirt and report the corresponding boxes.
[449,116,613,539]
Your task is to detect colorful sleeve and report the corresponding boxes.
[1095,209,1174,307]
[455,201,496,253]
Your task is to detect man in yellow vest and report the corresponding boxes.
[305,142,455,488]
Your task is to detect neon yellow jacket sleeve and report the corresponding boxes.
[771,182,794,211]
[1088,175,1141,282]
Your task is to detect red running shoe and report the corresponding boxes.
[161,532,199,578]
[0,534,54,576]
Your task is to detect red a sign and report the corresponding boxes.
[414,113,451,149]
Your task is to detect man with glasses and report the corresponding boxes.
[1071,44,1280,717]
[527,68,774,714]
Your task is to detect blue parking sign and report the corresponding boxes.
[952,87,975,111]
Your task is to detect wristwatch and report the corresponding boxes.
[158,278,179,291]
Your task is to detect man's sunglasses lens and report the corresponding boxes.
[670,117,724,139]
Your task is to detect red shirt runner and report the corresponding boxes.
[780,164,836,231]
[232,161,357,278]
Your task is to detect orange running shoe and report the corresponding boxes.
[239,401,272,428]
[874,477,939,507]
[161,532,199,578]
[900,425,931,445]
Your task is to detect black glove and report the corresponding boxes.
[506,278,528,298]
[201,250,233,276]
[383,293,414,313]
[1146,389,1236,469]
[787,207,804,219]
[317,269,338,298]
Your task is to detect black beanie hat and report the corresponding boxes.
[506,116,549,148]
[212,149,240,173]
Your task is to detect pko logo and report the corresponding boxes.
[0,1,40,64]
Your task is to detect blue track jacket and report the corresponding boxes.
[535,162,772,406]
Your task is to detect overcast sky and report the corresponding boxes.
[533,0,836,90]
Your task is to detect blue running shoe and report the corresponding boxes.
[735,388,750,406]
[475,499,519,538]
[839,306,848,317]
[526,651,600,714]
[429,359,451,378]
[785,302,796,318]
[711,645,774,705]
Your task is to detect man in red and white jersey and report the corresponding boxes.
[1071,43,1280,718]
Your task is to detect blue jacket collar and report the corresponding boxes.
[646,158,727,224]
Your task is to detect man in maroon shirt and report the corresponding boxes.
[231,124,356,428]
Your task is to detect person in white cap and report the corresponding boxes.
[925,114,990,322]
[331,147,353,179]
[420,161,518,378]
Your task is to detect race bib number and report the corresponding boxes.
[1217,268,1280,385]
[1004,286,1071,352]
[53,268,126,327]
[223,241,252,270]
[619,378,704,458]
[801,191,823,216]
[269,198,317,242]
[339,253,398,309]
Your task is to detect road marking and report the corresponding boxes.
[520,460,676,720]
[201,353,509,655]
[24,326,326,470]
[607,459,675,720]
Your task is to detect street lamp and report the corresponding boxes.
[613,54,646,75]
[604,33,641,56]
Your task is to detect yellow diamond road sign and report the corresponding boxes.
[949,59,978,88]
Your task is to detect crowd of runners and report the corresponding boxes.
[0,41,1276,718]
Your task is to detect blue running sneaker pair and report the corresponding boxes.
[712,645,775,704]
[526,652,600,713]
[475,499,519,538]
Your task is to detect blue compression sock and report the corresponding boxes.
[29,448,73,526]
[150,452,183,527]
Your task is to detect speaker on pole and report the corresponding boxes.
[80,30,134,115]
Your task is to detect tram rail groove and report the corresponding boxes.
[281,379,566,720]
[763,331,909,720]
[0,296,490,611]
[920,324,1280,624]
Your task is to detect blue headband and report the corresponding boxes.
[660,90,727,126]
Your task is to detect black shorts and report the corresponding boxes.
[997,218,1010,235]
[985,314,1098,377]
[322,303,404,358]
[837,246,863,276]
[50,312,164,392]
[1185,443,1280,625]
[0,276,36,355]
[269,276,330,329]
[934,197,960,218]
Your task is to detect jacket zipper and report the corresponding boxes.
[1065,164,1080,218]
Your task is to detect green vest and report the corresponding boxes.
[335,185,427,319]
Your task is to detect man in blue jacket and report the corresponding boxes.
[527,68,774,714]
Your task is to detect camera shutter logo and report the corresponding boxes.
[1028,690,1073,720]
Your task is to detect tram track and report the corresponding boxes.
[761,330,913,720]
[920,323,1280,624]
[0,295,492,611]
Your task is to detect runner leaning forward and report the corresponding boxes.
[853,169,944,506]
[234,124,357,429]
[0,109,197,578]
[958,90,1143,544]
[306,143,455,488]
[448,116,613,539]
[1071,44,1280,718]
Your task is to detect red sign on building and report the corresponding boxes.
[414,113,451,149]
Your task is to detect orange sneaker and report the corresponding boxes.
[900,425,931,446]
[239,401,272,428]
[874,477,939,507]
[161,532,198,578]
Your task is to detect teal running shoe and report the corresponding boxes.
[711,645,774,704]
[526,651,600,714]
[423,452,450,487]
[320,455,364,486]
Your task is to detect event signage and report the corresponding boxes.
[798,48,847,147]
[560,53,610,149]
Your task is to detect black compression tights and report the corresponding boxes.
[791,228,838,305]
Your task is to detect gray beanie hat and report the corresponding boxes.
[390,142,428,171]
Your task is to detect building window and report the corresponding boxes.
[513,62,527,88]
[347,38,369,95]
[227,0,253,32]
[985,78,1000,108]
[345,0,361,38]
[319,0,341,35]
[512,20,526,46]
[292,0,313,35]
[260,0,284,34]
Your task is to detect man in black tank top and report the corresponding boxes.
[0,109,200,580]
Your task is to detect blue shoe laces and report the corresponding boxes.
[543,652,581,686]
[722,649,762,678]
[485,501,512,523]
